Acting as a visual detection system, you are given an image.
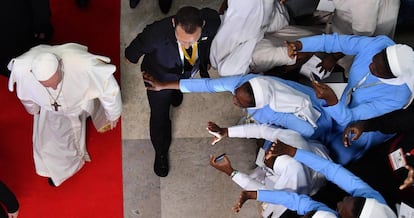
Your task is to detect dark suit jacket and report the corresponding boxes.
[0,181,19,216]
[0,0,53,77]
[125,8,220,81]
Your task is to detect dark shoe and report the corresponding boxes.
[76,0,89,8]
[159,0,172,14]
[48,178,56,187]
[171,90,183,107]
[129,0,141,9]
[154,154,169,177]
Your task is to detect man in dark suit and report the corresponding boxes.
[125,6,220,177]
[0,181,19,218]
[0,0,53,77]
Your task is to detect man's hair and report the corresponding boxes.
[174,6,203,34]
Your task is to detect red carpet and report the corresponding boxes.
[0,0,123,217]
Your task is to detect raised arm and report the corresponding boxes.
[143,72,180,91]
[346,105,414,136]
[323,86,410,127]
[299,34,393,56]
[209,154,266,190]
[233,190,335,216]
[266,141,387,203]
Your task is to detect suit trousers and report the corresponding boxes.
[146,89,176,156]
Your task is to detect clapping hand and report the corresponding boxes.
[232,191,257,213]
[312,81,338,106]
[343,121,366,147]
[316,55,336,75]
[265,140,297,160]
[400,165,414,190]
[206,121,228,145]
[285,40,302,59]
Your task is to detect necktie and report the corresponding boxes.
[181,42,197,65]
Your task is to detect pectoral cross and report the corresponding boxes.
[52,101,61,111]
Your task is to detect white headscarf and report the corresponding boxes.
[248,76,321,128]
[379,44,414,94]
[31,52,60,81]
[312,210,337,218]
[359,198,397,218]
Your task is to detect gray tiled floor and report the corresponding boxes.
[120,1,414,217]
[121,0,259,217]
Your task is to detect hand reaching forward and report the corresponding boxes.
[142,71,163,91]
[232,191,257,213]
[285,40,302,59]
[399,165,414,190]
[206,121,228,145]
[311,81,338,106]
[343,121,366,147]
[265,140,297,160]
[317,54,336,75]
[142,71,180,91]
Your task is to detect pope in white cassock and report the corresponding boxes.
[7,43,122,187]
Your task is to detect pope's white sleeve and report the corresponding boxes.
[21,99,40,115]
[100,75,122,121]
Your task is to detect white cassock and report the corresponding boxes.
[329,0,400,38]
[210,0,290,76]
[227,124,330,218]
[8,43,122,186]
[322,0,400,77]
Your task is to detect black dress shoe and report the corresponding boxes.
[159,0,172,14]
[48,178,56,187]
[154,154,169,177]
[171,90,183,107]
[76,0,89,8]
[129,0,141,9]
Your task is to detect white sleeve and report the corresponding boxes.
[232,171,266,190]
[271,155,313,194]
[87,57,122,121]
[99,75,122,121]
[351,0,379,36]
[227,124,280,142]
[251,39,296,73]
[21,99,40,115]
[228,124,312,151]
